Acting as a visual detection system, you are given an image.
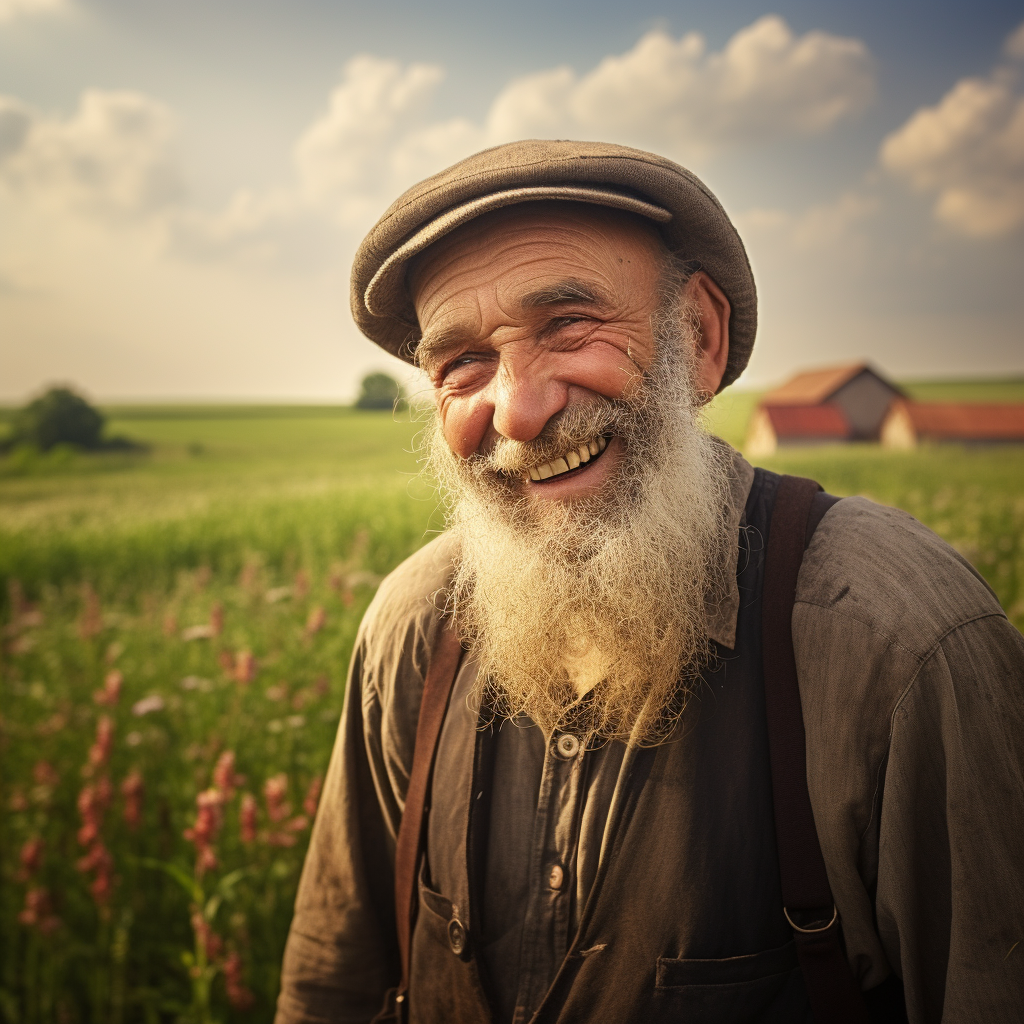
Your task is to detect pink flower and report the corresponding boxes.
[76,841,114,906]
[222,950,256,1010]
[76,781,110,846]
[304,605,326,637]
[190,908,223,962]
[234,650,256,685]
[212,751,245,799]
[239,793,258,844]
[32,761,59,788]
[18,837,44,881]
[303,775,323,819]
[85,716,114,772]
[18,888,61,934]
[184,789,225,874]
[263,774,291,823]
[121,770,144,830]
[93,670,123,706]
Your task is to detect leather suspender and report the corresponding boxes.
[386,474,876,1021]
[763,475,870,1023]
[390,621,464,1021]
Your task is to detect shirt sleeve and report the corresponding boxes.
[274,636,402,1024]
[876,612,1024,1023]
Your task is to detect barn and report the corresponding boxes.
[745,363,903,455]
[881,400,1024,448]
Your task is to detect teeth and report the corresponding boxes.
[527,435,609,482]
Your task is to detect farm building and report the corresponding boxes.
[745,363,903,455]
[881,400,1024,448]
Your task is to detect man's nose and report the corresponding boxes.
[489,361,568,442]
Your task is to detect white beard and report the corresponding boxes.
[426,305,732,746]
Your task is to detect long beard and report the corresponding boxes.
[426,307,731,746]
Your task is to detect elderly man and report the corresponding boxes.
[276,142,1023,1024]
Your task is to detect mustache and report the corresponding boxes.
[475,398,624,477]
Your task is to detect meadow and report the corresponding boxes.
[2,388,1023,1023]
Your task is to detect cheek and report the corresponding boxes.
[438,392,493,459]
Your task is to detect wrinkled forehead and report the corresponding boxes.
[408,200,668,311]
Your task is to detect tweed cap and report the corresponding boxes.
[351,139,757,390]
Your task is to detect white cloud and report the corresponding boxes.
[293,17,875,225]
[294,56,455,225]
[1005,20,1024,61]
[737,190,879,253]
[880,26,1024,238]
[485,17,875,157]
[0,0,68,24]
[0,90,185,218]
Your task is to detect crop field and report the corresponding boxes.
[2,388,1023,1022]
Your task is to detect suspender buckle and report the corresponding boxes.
[784,904,838,934]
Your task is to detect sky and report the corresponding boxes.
[1,0,1023,402]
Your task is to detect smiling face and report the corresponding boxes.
[412,202,684,501]
[412,201,734,744]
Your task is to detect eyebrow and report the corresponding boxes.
[520,278,606,310]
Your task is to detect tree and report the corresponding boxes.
[11,387,106,450]
[355,372,406,411]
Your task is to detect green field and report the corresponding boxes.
[1,387,1023,1022]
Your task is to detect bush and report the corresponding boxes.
[11,387,105,451]
[354,373,405,412]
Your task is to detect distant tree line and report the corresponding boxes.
[1,387,142,453]
[355,372,407,411]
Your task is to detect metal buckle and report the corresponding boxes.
[784,904,838,933]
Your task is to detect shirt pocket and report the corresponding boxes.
[653,941,805,1023]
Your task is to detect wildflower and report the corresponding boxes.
[239,793,258,844]
[234,650,256,685]
[181,675,213,692]
[265,586,292,604]
[121,770,144,829]
[32,760,59,788]
[265,682,287,702]
[218,649,235,673]
[125,730,143,747]
[190,907,224,962]
[162,612,178,637]
[222,950,256,1010]
[212,751,245,799]
[303,775,323,819]
[79,584,103,639]
[184,789,225,874]
[18,888,61,934]
[209,602,224,635]
[294,569,310,598]
[263,774,291,823]
[131,695,165,717]
[305,605,327,637]
[85,716,114,773]
[286,715,305,729]
[18,837,45,881]
[76,840,114,906]
[93,670,123,706]
[9,789,28,812]
[239,562,259,590]
[77,781,110,846]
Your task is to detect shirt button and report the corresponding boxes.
[548,864,564,890]
[447,917,467,956]
[555,733,580,758]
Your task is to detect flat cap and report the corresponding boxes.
[351,139,756,390]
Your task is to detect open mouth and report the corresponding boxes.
[526,434,609,483]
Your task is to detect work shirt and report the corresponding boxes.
[276,448,1024,1024]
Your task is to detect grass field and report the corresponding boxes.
[2,386,1022,1022]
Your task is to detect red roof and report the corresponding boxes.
[763,403,851,439]
[762,364,871,405]
[899,402,1024,440]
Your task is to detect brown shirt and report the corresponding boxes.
[276,451,1024,1024]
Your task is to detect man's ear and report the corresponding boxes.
[685,272,731,399]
